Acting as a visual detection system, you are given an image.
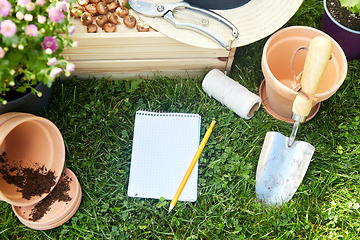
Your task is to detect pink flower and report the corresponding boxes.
[0,47,5,58]
[68,26,75,35]
[56,1,68,12]
[50,67,63,78]
[45,48,52,54]
[16,12,24,20]
[36,0,45,6]
[24,14,33,21]
[25,24,38,37]
[41,36,58,52]
[26,2,35,11]
[37,15,46,24]
[66,63,75,72]
[0,20,17,37]
[17,0,30,7]
[47,57,57,66]
[0,0,11,17]
[48,7,65,23]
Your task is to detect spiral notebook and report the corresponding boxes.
[128,110,201,202]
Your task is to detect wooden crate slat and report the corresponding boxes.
[63,46,229,60]
[71,58,226,71]
[67,70,208,80]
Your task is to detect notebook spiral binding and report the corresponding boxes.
[136,110,200,118]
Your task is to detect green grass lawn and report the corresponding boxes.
[1,0,360,239]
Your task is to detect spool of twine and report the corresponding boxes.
[202,69,262,120]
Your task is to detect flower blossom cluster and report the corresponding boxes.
[0,0,77,103]
[0,0,71,42]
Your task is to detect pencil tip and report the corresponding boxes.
[168,204,174,213]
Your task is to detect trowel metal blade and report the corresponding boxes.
[255,131,315,207]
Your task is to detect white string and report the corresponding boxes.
[202,69,262,120]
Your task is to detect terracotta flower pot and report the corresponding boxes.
[260,26,347,122]
[0,112,65,206]
[0,81,53,116]
[321,0,360,61]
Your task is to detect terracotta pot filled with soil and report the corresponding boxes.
[321,0,360,61]
[0,112,65,206]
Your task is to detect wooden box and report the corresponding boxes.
[62,10,236,80]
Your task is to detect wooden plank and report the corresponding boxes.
[64,58,227,80]
[225,47,237,73]
[67,29,178,45]
[62,46,231,61]
[70,58,227,71]
[63,70,208,80]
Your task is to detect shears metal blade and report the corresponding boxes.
[128,0,238,50]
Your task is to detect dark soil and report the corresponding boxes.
[0,152,6,163]
[0,152,57,200]
[327,0,360,31]
[2,89,30,102]
[28,174,72,221]
[1,74,34,102]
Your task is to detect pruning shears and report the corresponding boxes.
[128,0,238,50]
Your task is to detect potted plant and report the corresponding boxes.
[321,0,360,61]
[0,0,77,115]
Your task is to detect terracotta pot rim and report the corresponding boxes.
[0,112,25,128]
[0,113,41,138]
[0,113,62,149]
[262,25,347,100]
[323,0,360,35]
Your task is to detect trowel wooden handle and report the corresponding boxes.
[292,36,333,117]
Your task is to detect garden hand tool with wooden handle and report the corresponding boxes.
[128,0,238,50]
[255,36,333,207]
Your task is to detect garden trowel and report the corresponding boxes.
[255,36,333,207]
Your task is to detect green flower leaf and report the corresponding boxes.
[340,0,360,13]
[2,36,20,46]
[340,0,360,7]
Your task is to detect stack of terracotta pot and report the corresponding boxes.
[259,26,348,123]
[0,112,82,230]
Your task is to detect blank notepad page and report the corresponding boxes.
[128,111,201,201]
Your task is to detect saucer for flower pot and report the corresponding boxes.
[21,192,82,231]
[12,168,82,230]
[259,79,321,124]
